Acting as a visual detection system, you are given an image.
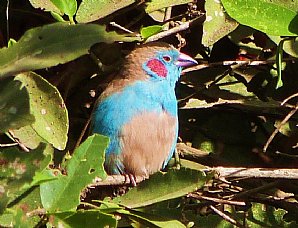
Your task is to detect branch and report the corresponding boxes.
[89,175,146,187]
[213,167,298,179]
[86,167,298,189]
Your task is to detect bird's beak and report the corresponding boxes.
[175,52,198,67]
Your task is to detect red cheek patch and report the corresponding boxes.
[146,59,167,78]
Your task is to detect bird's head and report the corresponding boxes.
[123,42,197,87]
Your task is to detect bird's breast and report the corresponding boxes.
[120,110,177,177]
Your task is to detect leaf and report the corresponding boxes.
[141,25,163,39]
[269,36,298,58]
[10,126,47,150]
[0,188,43,227]
[0,144,51,212]
[119,209,186,228]
[0,78,34,133]
[114,168,206,208]
[148,9,166,22]
[29,0,60,13]
[49,210,117,227]
[179,159,207,170]
[50,0,77,17]
[145,0,193,13]
[221,0,298,36]
[181,73,283,114]
[99,201,185,227]
[246,203,297,227]
[76,0,135,23]
[13,72,68,150]
[0,22,140,78]
[202,0,238,46]
[40,134,109,212]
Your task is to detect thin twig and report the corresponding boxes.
[145,20,193,43]
[74,117,91,149]
[209,205,243,227]
[163,7,172,31]
[8,130,29,152]
[281,92,298,106]
[232,181,280,199]
[188,193,246,206]
[109,22,136,34]
[182,58,296,74]
[263,104,298,152]
[0,142,18,147]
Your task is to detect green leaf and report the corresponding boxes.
[221,0,298,36]
[119,209,186,227]
[29,0,60,13]
[76,0,135,23]
[202,0,238,46]
[0,22,140,78]
[0,144,51,212]
[269,36,298,58]
[50,0,77,17]
[246,203,297,227]
[0,78,34,133]
[49,210,117,227]
[114,168,206,208]
[140,25,163,39]
[179,159,207,170]
[145,0,192,13]
[40,134,109,212]
[0,188,43,227]
[13,72,68,150]
[51,11,67,22]
[99,201,185,227]
[7,39,16,47]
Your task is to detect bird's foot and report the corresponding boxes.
[124,173,137,187]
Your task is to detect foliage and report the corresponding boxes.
[0,0,298,227]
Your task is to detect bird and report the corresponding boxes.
[90,42,197,182]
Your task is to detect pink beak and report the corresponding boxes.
[175,52,198,67]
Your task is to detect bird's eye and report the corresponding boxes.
[163,55,171,62]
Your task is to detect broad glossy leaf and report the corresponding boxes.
[115,168,206,208]
[221,0,298,36]
[76,0,135,23]
[13,72,68,150]
[0,22,140,77]
[202,0,238,46]
[40,134,109,212]
[0,79,34,133]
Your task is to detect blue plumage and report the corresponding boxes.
[91,42,197,178]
